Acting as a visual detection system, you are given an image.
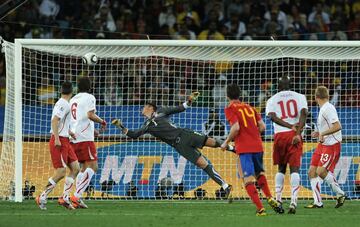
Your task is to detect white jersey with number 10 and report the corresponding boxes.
[266,90,308,134]
[70,92,96,143]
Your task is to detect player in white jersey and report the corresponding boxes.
[69,77,107,208]
[36,82,80,210]
[306,86,346,209]
[266,76,308,214]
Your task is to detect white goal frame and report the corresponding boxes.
[11,39,360,202]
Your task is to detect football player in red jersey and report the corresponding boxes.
[221,84,281,216]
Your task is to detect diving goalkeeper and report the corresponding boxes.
[112,92,233,197]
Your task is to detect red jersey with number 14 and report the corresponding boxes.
[224,100,263,154]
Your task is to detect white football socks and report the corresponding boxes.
[62,177,74,201]
[275,172,284,203]
[74,168,94,198]
[310,177,323,206]
[290,172,300,206]
[324,173,345,196]
[40,178,56,201]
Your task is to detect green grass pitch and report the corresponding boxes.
[0,200,358,227]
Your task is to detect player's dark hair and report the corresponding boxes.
[145,102,157,112]
[278,75,291,91]
[78,76,91,93]
[226,84,240,100]
[61,81,73,95]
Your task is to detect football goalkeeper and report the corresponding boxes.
[112,92,233,197]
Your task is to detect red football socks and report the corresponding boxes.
[245,182,263,210]
[257,174,272,198]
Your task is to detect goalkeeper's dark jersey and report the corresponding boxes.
[126,105,187,146]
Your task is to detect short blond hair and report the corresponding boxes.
[315,86,329,99]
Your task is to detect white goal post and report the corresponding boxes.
[1,39,360,202]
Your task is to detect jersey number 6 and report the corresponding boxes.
[71,103,78,120]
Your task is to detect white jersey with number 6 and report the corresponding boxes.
[70,92,96,143]
[50,98,71,137]
[266,90,308,134]
[317,102,342,145]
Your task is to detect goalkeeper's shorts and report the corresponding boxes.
[49,135,78,169]
[174,129,207,164]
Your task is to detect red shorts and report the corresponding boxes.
[49,135,78,169]
[71,141,97,163]
[273,131,303,167]
[310,143,341,172]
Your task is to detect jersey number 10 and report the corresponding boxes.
[278,100,298,119]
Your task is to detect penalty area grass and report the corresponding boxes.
[0,200,358,227]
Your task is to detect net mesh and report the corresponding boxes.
[1,40,360,200]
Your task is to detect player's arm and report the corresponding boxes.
[51,116,61,147]
[112,119,147,139]
[221,108,239,150]
[319,120,341,143]
[257,119,266,133]
[87,110,107,131]
[267,112,294,129]
[161,92,200,116]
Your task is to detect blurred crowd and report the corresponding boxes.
[0,0,360,108]
[2,0,360,41]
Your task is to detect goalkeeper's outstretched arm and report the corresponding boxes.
[112,119,147,139]
[160,91,200,116]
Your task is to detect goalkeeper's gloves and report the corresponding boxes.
[112,119,127,134]
[187,91,200,106]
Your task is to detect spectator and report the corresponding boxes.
[37,77,56,105]
[94,3,116,32]
[202,109,226,139]
[158,2,176,29]
[327,20,348,40]
[227,0,244,18]
[38,0,60,21]
[348,12,360,40]
[212,74,227,107]
[264,4,288,34]
[288,5,307,34]
[173,22,196,40]
[101,76,123,106]
[224,13,246,39]
[308,3,331,32]
[177,2,201,28]
[198,21,225,40]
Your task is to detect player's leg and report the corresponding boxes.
[253,153,282,214]
[275,164,286,213]
[71,142,98,208]
[176,131,232,196]
[289,166,300,214]
[316,144,345,207]
[288,143,302,214]
[204,137,236,153]
[36,167,66,210]
[306,144,324,208]
[194,155,231,196]
[59,160,80,209]
[272,134,285,205]
[240,153,265,216]
[275,165,286,203]
[37,138,67,210]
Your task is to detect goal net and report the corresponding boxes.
[1,39,360,201]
